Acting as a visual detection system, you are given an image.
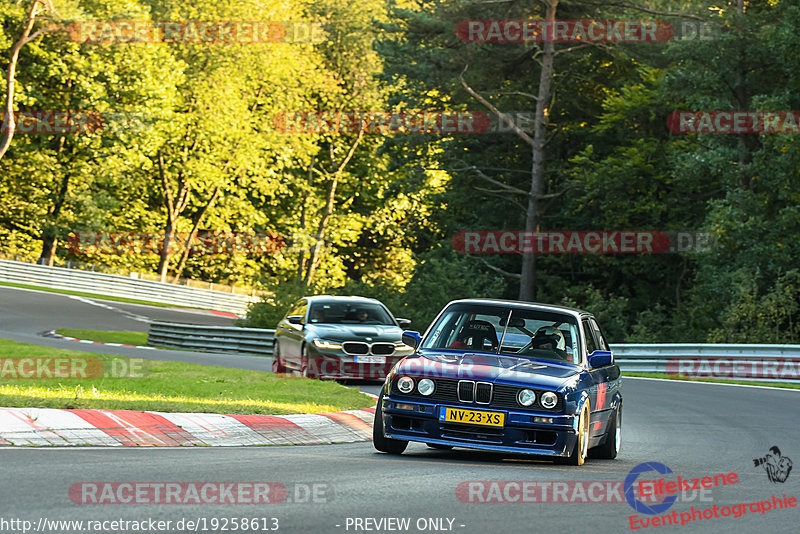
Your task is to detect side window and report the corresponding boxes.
[290,300,308,322]
[590,318,610,351]
[582,319,598,355]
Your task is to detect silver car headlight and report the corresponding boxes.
[517,389,536,407]
[540,391,558,409]
[418,379,435,396]
[397,376,414,394]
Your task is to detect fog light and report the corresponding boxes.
[397,376,414,393]
[533,416,553,424]
[418,379,435,396]
[395,403,417,411]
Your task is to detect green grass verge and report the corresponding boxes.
[0,338,375,414]
[624,372,800,390]
[0,280,200,309]
[55,329,149,346]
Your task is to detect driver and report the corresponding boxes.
[531,326,566,351]
[310,309,326,323]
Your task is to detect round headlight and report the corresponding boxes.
[540,391,558,409]
[397,376,414,394]
[418,379,435,396]
[517,389,536,407]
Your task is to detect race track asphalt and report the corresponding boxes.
[2,379,798,532]
[0,286,270,371]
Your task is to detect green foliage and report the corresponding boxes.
[3,0,800,344]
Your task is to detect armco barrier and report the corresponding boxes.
[0,259,256,315]
[142,323,800,383]
[147,322,274,355]
[612,343,800,383]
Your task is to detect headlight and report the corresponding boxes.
[397,376,414,394]
[418,379,435,396]
[313,339,342,350]
[517,389,536,407]
[540,391,558,409]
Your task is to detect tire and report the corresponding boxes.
[271,342,286,374]
[555,402,589,466]
[426,443,453,450]
[300,344,314,378]
[372,391,408,455]
[590,404,621,459]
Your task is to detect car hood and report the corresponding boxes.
[395,351,580,390]
[307,324,402,342]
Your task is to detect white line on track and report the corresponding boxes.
[67,295,150,323]
[624,375,800,392]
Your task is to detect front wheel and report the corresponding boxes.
[300,344,315,378]
[590,404,621,459]
[373,391,408,455]
[271,342,286,374]
[555,402,589,466]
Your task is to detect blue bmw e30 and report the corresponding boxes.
[373,298,622,465]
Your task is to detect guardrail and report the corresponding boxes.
[612,343,800,383]
[0,259,257,315]
[142,323,800,383]
[147,322,274,355]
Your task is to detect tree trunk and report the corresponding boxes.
[39,232,57,265]
[38,165,70,266]
[156,150,189,282]
[518,0,557,301]
[302,131,364,288]
[304,176,337,287]
[0,1,58,161]
[172,185,221,280]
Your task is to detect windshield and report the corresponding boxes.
[308,301,395,326]
[421,303,582,365]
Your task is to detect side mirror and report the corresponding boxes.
[396,318,412,328]
[287,315,303,325]
[588,350,613,368]
[401,330,422,350]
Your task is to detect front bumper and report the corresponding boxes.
[382,395,578,457]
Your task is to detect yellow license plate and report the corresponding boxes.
[441,407,504,427]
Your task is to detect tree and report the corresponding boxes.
[0,0,63,161]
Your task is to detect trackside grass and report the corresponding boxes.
[0,339,375,414]
[55,329,149,346]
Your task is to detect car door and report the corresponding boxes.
[583,317,617,438]
[277,299,308,368]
